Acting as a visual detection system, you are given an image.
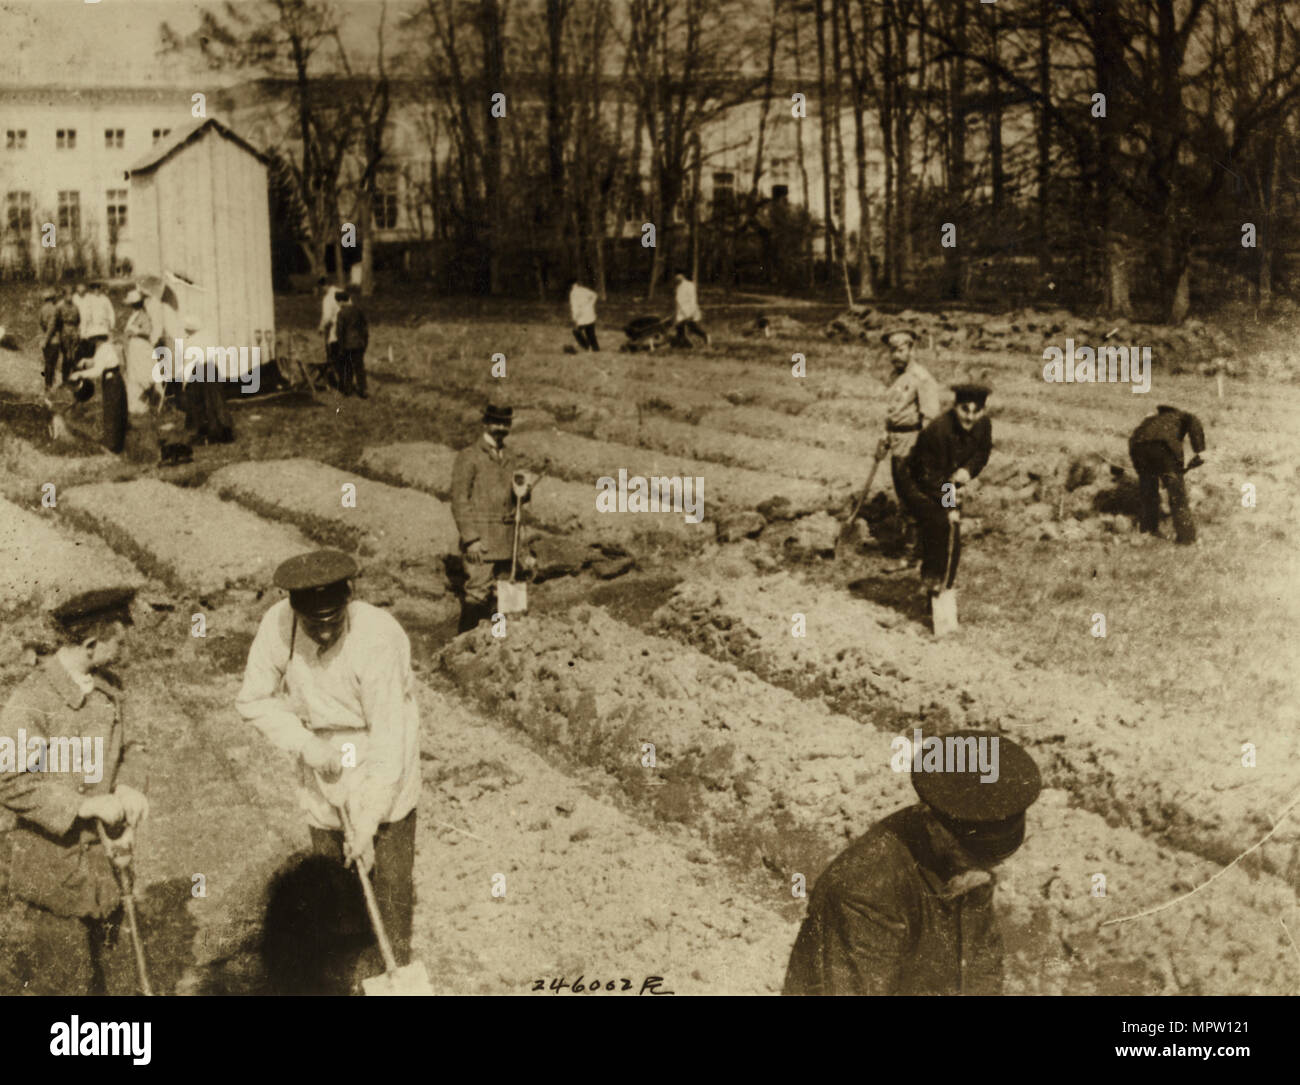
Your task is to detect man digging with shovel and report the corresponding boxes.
[896,375,993,635]
[237,550,430,995]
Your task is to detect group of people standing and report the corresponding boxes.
[38,280,117,393]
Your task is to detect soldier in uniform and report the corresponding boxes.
[236,550,422,991]
[38,288,61,393]
[55,285,82,386]
[876,328,940,567]
[450,402,537,633]
[1128,405,1207,545]
[0,587,150,996]
[896,376,994,596]
[784,730,1041,996]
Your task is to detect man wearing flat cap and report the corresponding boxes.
[1129,405,1207,545]
[784,730,1041,995]
[451,402,538,633]
[896,375,994,596]
[876,328,940,566]
[236,550,422,990]
[0,587,150,995]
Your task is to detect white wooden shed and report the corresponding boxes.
[126,117,274,380]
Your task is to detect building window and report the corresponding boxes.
[5,129,27,150]
[374,171,400,229]
[152,128,171,144]
[6,191,32,233]
[106,189,128,231]
[105,128,124,149]
[57,191,81,234]
[56,129,76,150]
[772,184,789,201]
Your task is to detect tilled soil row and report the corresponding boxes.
[208,459,460,562]
[436,606,1299,993]
[648,572,1300,877]
[0,496,146,614]
[61,479,311,596]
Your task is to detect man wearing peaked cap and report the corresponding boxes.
[237,549,422,993]
[896,370,995,596]
[0,585,150,995]
[784,730,1041,996]
[39,286,61,393]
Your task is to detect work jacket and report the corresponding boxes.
[1129,406,1205,468]
[783,804,1004,996]
[674,279,702,324]
[884,361,941,459]
[907,409,993,503]
[450,436,530,560]
[335,305,369,352]
[0,657,147,919]
[39,301,59,344]
[56,298,80,338]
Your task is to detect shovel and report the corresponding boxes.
[334,802,434,997]
[931,511,960,638]
[96,820,153,996]
[496,470,539,615]
[834,453,882,559]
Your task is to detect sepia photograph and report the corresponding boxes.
[0,0,1295,1038]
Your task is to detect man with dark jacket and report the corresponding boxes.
[39,289,61,392]
[896,377,994,596]
[55,286,81,385]
[333,292,369,398]
[450,403,537,632]
[783,731,1041,996]
[1128,405,1207,544]
[0,587,150,996]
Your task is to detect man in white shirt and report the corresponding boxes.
[236,549,421,988]
[568,278,600,351]
[672,272,709,347]
[318,277,343,389]
[75,281,116,369]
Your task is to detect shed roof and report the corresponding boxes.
[126,116,268,177]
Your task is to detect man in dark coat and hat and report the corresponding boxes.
[0,587,150,995]
[896,375,994,596]
[450,403,538,633]
[783,730,1041,996]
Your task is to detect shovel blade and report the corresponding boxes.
[362,961,434,997]
[496,580,528,615]
[931,589,959,637]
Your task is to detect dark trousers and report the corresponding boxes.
[673,319,708,347]
[59,333,81,383]
[42,341,61,389]
[572,324,600,351]
[1,901,134,996]
[338,348,367,396]
[896,468,961,587]
[1130,440,1195,543]
[890,453,920,555]
[326,340,342,388]
[308,809,416,986]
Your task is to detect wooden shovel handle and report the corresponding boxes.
[96,819,154,996]
[323,789,401,975]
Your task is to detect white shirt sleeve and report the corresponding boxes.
[236,606,313,756]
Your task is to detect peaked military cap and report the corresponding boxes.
[880,327,918,346]
[51,586,136,632]
[483,402,513,424]
[274,550,358,619]
[911,730,1041,864]
[951,370,994,404]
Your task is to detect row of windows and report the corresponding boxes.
[5,128,172,151]
[5,190,129,233]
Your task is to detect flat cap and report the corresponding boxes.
[51,586,136,629]
[911,730,1041,863]
[880,327,918,346]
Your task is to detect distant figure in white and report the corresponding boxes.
[121,289,154,415]
[671,272,710,348]
[568,278,600,352]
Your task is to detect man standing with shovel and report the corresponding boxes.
[237,550,426,994]
[896,376,993,632]
[878,328,940,568]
